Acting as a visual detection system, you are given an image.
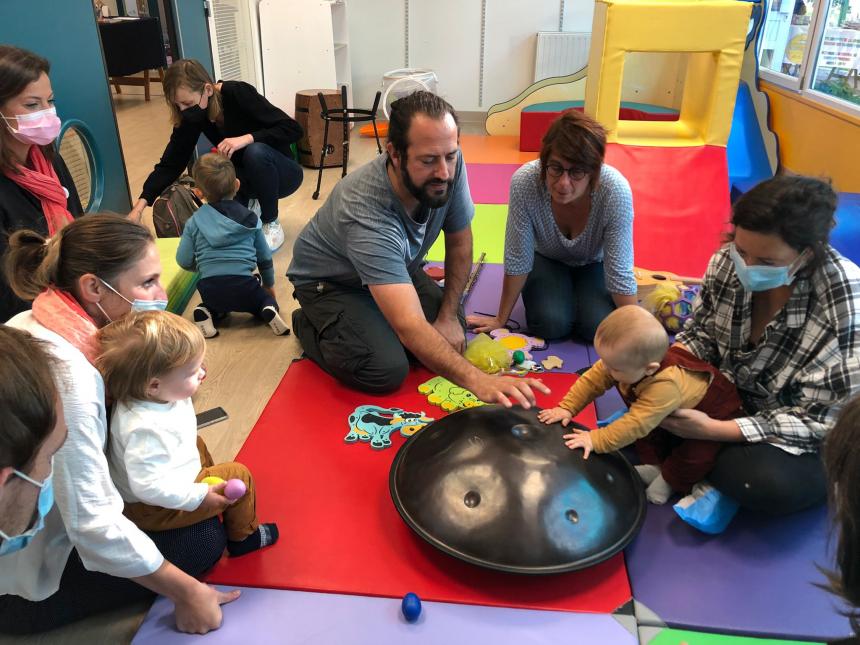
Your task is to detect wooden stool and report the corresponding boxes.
[295,89,343,169]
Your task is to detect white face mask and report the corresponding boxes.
[98,278,167,321]
[0,106,62,146]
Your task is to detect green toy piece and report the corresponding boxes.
[418,376,485,412]
[512,349,525,364]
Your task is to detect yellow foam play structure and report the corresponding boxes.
[586,0,751,147]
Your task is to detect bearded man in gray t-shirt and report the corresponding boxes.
[288,92,547,406]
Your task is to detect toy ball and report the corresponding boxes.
[401,592,422,623]
[202,476,225,486]
[511,349,525,364]
[658,285,700,333]
[224,478,247,501]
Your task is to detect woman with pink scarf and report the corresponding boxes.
[0,45,82,322]
[0,215,239,635]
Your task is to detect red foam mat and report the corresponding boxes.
[207,360,632,613]
[604,143,732,278]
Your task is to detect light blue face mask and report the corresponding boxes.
[99,278,167,318]
[0,467,54,557]
[729,244,808,292]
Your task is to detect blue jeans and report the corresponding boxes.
[233,142,304,224]
[521,254,615,342]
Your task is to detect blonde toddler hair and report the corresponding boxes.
[595,305,669,368]
[193,152,238,203]
[96,310,205,403]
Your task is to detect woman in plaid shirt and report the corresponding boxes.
[666,175,860,515]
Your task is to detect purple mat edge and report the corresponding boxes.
[133,586,636,644]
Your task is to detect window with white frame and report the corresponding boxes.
[758,0,860,112]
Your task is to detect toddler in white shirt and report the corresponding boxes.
[97,310,277,557]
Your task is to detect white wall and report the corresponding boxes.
[348,0,590,113]
[348,0,405,111]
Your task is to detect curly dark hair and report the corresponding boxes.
[386,91,459,161]
[730,174,837,270]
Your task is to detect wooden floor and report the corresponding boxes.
[5,81,486,644]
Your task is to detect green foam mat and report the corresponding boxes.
[427,203,507,263]
[156,238,199,315]
[641,627,823,645]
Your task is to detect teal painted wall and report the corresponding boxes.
[0,1,131,212]
[172,0,213,75]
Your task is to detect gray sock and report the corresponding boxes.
[635,464,661,485]
[646,474,674,505]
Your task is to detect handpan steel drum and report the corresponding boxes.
[389,405,646,574]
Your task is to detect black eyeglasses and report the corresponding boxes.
[545,163,588,181]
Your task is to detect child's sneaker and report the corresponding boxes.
[262,220,285,252]
[227,523,279,557]
[193,306,218,338]
[262,306,290,336]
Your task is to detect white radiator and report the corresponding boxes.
[534,31,591,81]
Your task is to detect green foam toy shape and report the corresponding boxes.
[418,376,485,412]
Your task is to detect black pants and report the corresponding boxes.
[197,275,276,319]
[233,142,303,224]
[709,443,826,515]
[0,516,226,635]
[291,270,465,394]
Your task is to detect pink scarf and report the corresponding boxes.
[4,146,74,236]
[31,288,100,365]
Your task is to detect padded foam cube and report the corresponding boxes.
[585,0,751,147]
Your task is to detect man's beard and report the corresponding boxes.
[401,166,454,209]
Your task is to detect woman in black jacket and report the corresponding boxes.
[0,45,83,322]
[130,59,304,251]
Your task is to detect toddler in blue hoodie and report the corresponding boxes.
[177,153,290,338]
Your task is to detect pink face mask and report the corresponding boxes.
[1,106,61,146]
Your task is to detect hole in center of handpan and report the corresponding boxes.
[510,423,537,440]
[463,490,482,508]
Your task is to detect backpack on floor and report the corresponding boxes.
[152,175,203,238]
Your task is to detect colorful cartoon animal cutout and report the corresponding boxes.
[489,329,547,360]
[345,405,434,450]
[418,376,485,412]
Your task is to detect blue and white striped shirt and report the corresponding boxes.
[504,161,637,296]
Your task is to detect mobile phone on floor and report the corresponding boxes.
[196,407,229,429]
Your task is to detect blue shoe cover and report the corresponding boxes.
[673,482,739,535]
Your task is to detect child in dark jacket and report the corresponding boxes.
[177,153,289,338]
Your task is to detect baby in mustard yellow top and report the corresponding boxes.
[538,305,743,504]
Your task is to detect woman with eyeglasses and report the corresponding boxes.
[467,110,636,342]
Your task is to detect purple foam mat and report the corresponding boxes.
[427,262,594,376]
[466,163,520,205]
[442,262,593,376]
[625,503,854,641]
[586,344,628,422]
[132,586,637,644]
[529,342,592,375]
[460,263,527,324]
